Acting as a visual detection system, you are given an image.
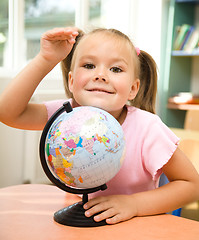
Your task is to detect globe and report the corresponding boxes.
[39,101,125,227]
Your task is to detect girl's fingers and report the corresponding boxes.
[83,197,106,210]
[84,198,114,218]
[44,33,77,41]
[106,213,123,225]
[84,203,106,217]
[43,28,79,41]
[93,208,116,222]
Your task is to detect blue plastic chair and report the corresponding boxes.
[159,174,182,216]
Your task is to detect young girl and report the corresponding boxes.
[0,27,199,225]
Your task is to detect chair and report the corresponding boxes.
[184,110,199,131]
[182,109,199,181]
[179,139,199,173]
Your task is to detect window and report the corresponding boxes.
[24,0,76,61]
[88,0,102,28]
[0,0,8,67]
[0,0,103,72]
[1,0,149,82]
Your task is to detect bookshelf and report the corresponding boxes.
[159,0,199,128]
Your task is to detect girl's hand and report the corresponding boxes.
[39,27,79,64]
[83,195,137,224]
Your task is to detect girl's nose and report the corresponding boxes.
[94,67,107,82]
[94,76,106,81]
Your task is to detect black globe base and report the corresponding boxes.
[54,201,107,227]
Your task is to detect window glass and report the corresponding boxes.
[0,0,8,67]
[88,0,102,28]
[25,0,76,61]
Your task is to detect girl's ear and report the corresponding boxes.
[128,79,140,100]
[68,71,74,93]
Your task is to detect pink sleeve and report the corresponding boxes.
[44,99,69,120]
[142,116,180,181]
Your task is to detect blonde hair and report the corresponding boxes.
[61,28,157,114]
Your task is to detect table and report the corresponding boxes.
[0,184,199,240]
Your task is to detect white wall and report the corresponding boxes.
[132,0,162,68]
[0,123,25,186]
[0,77,26,187]
[101,0,162,68]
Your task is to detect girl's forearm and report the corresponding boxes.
[133,148,199,217]
[132,180,199,217]
[0,54,57,125]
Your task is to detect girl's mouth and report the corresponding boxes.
[87,88,114,94]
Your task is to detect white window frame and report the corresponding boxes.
[0,0,91,78]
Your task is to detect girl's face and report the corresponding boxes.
[68,33,139,120]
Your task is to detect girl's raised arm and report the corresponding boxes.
[0,27,78,130]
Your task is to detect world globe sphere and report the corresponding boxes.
[41,103,126,190]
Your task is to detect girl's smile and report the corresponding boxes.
[86,88,115,94]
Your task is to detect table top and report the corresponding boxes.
[0,184,199,240]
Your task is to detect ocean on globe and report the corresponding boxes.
[45,106,126,189]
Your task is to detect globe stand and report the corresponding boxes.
[54,190,107,227]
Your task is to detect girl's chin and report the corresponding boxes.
[71,99,121,114]
[72,99,105,109]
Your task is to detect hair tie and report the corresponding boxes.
[135,47,140,56]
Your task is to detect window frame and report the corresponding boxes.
[0,0,91,78]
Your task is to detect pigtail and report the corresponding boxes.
[61,29,85,98]
[130,50,157,114]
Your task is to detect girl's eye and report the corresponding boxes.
[83,63,95,69]
[110,67,122,73]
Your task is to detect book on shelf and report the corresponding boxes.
[173,24,190,50]
[168,92,199,105]
[173,24,199,52]
[183,30,199,52]
[180,26,195,50]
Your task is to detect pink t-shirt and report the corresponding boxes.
[44,99,179,197]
